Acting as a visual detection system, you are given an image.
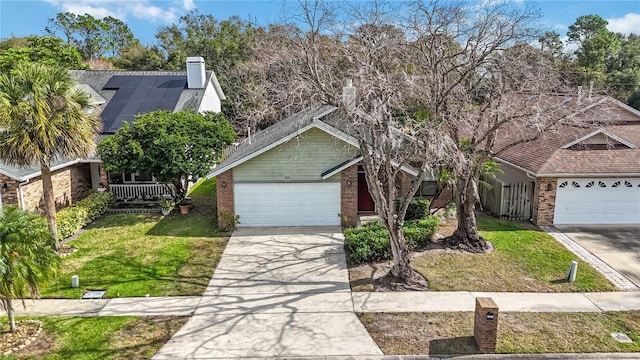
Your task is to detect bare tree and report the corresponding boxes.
[405,0,584,252]
[252,0,587,286]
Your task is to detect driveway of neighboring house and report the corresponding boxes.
[555,225,640,287]
[153,227,382,359]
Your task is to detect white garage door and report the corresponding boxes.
[234,182,341,227]
[554,178,640,224]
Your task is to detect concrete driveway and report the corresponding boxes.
[555,225,640,287]
[153,227,382,359]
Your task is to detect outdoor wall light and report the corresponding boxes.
[221,181,227,187]
[1,183,7,193]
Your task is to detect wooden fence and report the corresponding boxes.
[479,177,535,221]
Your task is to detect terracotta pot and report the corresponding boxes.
[179,205,190,214]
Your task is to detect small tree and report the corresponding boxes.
[0,207,60,333]
[98,110,236,202]
[0,63,101,247]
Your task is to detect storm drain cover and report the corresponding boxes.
[611,332,633,343]
[82,290,106,299]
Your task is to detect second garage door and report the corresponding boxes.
[234,182,341,227]
[554,178,640,224]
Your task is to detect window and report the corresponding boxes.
[416,181,438,197]
[111,172,156,183]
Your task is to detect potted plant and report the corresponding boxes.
[159,198,174,216]
[179,197,193,215]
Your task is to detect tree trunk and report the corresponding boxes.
[445,175,491,253]
[376,222,430,290]
[5,298,16,333]
[40,162,59,248]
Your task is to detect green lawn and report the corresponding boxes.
[1,316,187,359]
[188,177,217,197]
[42,178,227,298]
[411,214,615,292]
[359,311,640,355]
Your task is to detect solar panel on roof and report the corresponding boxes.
[100,75,187,133]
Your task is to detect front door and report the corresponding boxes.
[358,172,375,212]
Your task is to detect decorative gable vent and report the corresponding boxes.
[563,129,637,150]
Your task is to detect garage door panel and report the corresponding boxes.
[234,183,341,227]
[554,178,640,225]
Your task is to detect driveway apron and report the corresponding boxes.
[556,226,640,288]
[153,227,382,359]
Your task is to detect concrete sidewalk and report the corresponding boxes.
[7,290,638,317]
[5,296,201,317]
[352,291,640,313]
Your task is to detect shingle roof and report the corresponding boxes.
[69,70,220,134]
[495,98,640,176]
[208,104,338,177]
[0,69,224,181]
[0,155,82,182]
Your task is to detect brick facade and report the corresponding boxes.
[398,172,413,199]
[0,174,21,207]
[533,177,557,226]
[1,164,92,211]
[216,170,234,229]
[341,165,358,228]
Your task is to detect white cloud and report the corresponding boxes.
[553,24,567,32]
[43,0,189,23]
[606,13,640,35]
[183,0,195,11]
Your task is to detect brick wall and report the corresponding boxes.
[397,172,413,199]
[0,174,21,208]
[8,164,92,212]
[99,164,109,188]
[432,185,454,209]
[216,170,234,228]
[533,177,557,226]
[341,165,357,228]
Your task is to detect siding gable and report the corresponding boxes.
[234,127,357,182]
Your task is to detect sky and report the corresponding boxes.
[0,0,639,45]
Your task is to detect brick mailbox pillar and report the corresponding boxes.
[474,297,499,353]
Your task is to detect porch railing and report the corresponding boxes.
[109,184,175,200]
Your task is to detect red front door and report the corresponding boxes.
[358,172,375,212]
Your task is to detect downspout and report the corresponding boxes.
[18,178,30,210]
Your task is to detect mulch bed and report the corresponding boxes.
[57,244,77,257]
[1,320,54,357]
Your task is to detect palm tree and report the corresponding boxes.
[0,63,101,247]
[0,207,59,333]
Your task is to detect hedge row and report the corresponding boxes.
[344,217,440,264]
[57,191,114,239]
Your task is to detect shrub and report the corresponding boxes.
[344,216,440,264]
[404,217,440,248]
[218,211,240,232]
[344,221,390,263]
[57,191,114,239]
[397,198,430,221]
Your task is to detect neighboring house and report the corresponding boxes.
[207,104,438,228]
[480,97,640,226]
[0,57,225,212]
